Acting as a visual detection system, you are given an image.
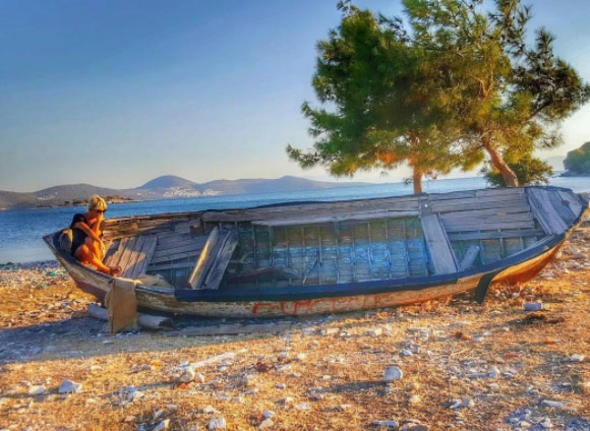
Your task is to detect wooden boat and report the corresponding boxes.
[44,186,589,317]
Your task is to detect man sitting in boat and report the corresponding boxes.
[70,195,121,276]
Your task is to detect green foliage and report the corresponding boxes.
[564,142,590,174]
[482,154,553,187]
[288,0,589,189]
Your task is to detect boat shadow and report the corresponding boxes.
[0,314,298,365]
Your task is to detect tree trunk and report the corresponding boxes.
[412,167,423,194]
[481,137,519,187]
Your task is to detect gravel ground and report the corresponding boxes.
[0,225,589,431]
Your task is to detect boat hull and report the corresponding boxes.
[47,235,565,318]
[44,186,587,318]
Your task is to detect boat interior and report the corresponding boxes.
[91,187,583,291]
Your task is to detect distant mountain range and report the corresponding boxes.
[0,175,368,210]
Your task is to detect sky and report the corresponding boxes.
[1,0,589,192]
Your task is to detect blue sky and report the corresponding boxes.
[1,0,589,192]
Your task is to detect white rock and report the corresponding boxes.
[28,385,46,396]
[58,379,82,394]
[152,419,170,431]
[569,354,585,362]
[295,403,311,410]
[365,328,383,337]
[541,399,565,409]
[383,366,403,382]
[295,353,306,361]
[262,410,275,419]
[208,417,226,430]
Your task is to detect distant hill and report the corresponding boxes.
[0,175,369,210]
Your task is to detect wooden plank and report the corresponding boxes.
[187,227,220,289]
[526,189,568,235]
[127,235,158,279]
[430,196,527,213]
[447,229,540,241]
[148,261,195,272]
[118,237,141,277]
[202,197,423,223]
[420,213,457,274]
[152,238,208,260]
[559,190,583,219]
[199,230,239,290]
[253,210,419,227]
[458,245,480,271]
[150,249,203,265]
[442,213,535,233]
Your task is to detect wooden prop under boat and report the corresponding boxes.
[44,186,589,317]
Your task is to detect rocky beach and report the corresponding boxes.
[1,225,589,431]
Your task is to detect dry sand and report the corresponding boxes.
[1,225,589,431]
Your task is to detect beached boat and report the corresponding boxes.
[44,186,588,317]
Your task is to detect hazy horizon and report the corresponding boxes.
[1,1,588,192]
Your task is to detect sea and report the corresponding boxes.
[2,175,590,264]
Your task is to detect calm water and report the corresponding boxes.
[2,176,590,264]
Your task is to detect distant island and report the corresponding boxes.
[0,175,369,211]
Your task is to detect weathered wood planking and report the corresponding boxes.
[253,210,419,227]
[202,197,422,223]
[459,245,480,271]
[441,212,535,233]
[526,188,568,235]
[430,196,528,213]
[447,229,540,241]
[199,230,239,290]
[104,235,158,278]
[420,213,457,274]
[558,191,583,219]
[187,227,221,289]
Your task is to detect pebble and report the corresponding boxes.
[178,369,196,383]
[28,385,46,396]
[372,420,399,428]
[383,366,403,382]
[208,418,226,430]
[118,385,141,403]
[541,399,565,409]
[152,419,170,431]
[263,410,275,419]
[275,383,286,389]
[295,403,311,410]
[568,354,585,362]
[58,379,82,394]
[524,302,543,311]
[366,327,383,337]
